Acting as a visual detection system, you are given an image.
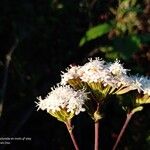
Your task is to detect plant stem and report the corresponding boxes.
[94,120,99,150]
[65,120,79,150]
[94,103,100,150]
[112,111,134,150]
[0,39,18,117]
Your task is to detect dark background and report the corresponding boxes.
[0,0,150,149]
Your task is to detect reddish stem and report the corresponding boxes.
[94,103,100,150]
[112,112,134,150]
[94,121,99,150]
[65,120,79,150]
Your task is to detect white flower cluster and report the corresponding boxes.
[134,76,150,96]
[142,80,150,96]
[36,58,150,122]
[61,65,81,85]
[61,58,150,95]
[36,85,88,115]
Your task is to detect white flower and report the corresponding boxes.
[60,57,148,95]
[36,85,88,115]
[106,74,129,88]
[128,75,143,93]
[125,75,150,95]
[61,65,81,85]
[108,60,129,76]
[79,58,107,83]
[140,76,150,96]
[36,96,48,111]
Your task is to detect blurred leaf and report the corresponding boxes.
[140,33,150,43]
[112,35,141,60]
[98,33,150,61]
[79,23,112,46]
[146,135,150,144]
[131,35,141,46]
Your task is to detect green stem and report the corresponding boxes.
[65,120,79,150]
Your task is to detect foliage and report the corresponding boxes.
[79,0,150,62]
[79,23,113,46]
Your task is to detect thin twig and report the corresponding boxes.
[65,120,79,150]
[0,39,19,117]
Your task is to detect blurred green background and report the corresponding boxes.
[0,0,150,149]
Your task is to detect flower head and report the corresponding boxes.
[60,58,145,96]
[79,58,107,83]
[61,65,81,85]
[128,75,143,93]
[140,76,150,96]
[134,76,150,105]
[36,85,88,122]
[108,60,129,76]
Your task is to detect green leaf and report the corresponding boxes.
[79,23,112,46]
[140,33,150,43]
[99,34,150,60]
[112,35,141,60]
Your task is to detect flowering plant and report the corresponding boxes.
[36,58,150,150]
